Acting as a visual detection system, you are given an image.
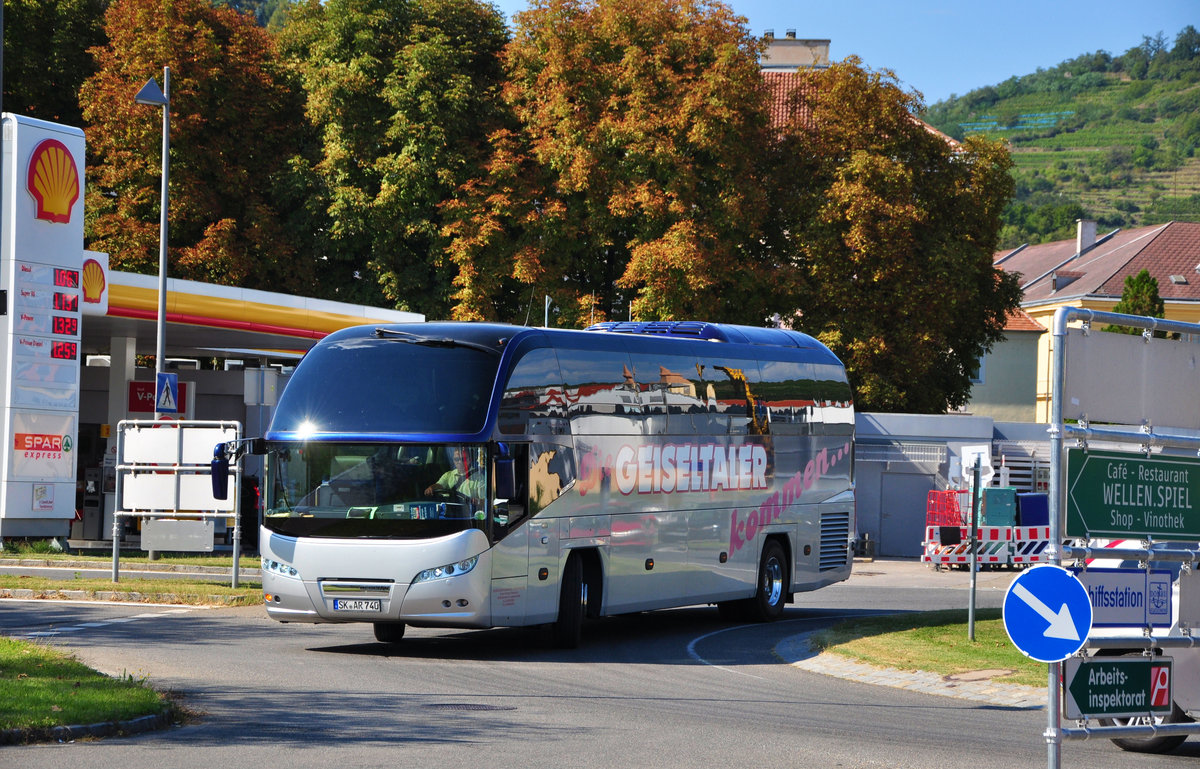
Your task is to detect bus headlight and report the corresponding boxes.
[412,556,479,585]
[262,556,301,580]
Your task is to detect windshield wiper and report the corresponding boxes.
[374,328,501,356]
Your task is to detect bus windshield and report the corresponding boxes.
[263,443,489,539]
[269,332,499,436]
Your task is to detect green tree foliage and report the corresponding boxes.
[1000,197,1086,246]
[772,58,1022,413]
[1104,268,1167,336]
[3,0,109,125]
[81,0,314,291]
[278,0,510,314]
[443,0,775,326]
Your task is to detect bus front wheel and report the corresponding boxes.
[373,622,406,643]
[552,554,586,649]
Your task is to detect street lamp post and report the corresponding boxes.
[135,68,170,561]
[134,67,170,414]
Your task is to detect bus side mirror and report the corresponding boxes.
[212,444,230,500]
[495,457,516,500]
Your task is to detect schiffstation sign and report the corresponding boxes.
[1063,657,1173,720]
[1065,448,1200,538]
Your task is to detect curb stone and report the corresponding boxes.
[777,632,1047,709]
[0,710,174,745]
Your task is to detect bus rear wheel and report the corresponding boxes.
[552,554,586,649]
[372,622,406,643]
[1102,702,1192,753]
[745,540,788,622]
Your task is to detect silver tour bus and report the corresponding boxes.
[220,321,855,647]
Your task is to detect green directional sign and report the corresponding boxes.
[1063,657,1173,720]
[1066,449,1200,538]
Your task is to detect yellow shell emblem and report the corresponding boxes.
[81,258,106,304]
[27,139,80,224]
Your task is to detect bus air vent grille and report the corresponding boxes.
[818,510,851,571]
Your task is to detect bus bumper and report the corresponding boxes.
[260,531,494,628]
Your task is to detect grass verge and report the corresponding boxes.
[2,542,251,569]
[809,608,1046,688]
[0,575,261,605]
[0,638,174,738]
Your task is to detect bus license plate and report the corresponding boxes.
[333,599,381,612]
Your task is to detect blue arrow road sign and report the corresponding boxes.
[1003,564,1093,663]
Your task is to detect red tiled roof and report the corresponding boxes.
[996,222,1200,305]
[1004,308,1044,332]
[1100,221,1200,299]
[762,70,815,130]
[761,68,957,146]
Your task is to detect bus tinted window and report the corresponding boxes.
[634,354,705,430]
[695,355,760,435]
[557,348,641,434]
[271,335,498,435]
[499,347,564,435]
[814,363,855,435]
[530,441,575,514]
[757,358,820,435]
[628,353,689,436]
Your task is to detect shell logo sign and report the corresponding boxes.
[82,257,106,304]
[26,139,80,224]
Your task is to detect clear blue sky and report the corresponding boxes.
[486,0,1197,106]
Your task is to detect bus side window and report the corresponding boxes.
[757,358,818,435]
[557,349,641,433]
[499,348,564,436]
[628,353,691,436]
[494,444,529,529]
[529,442,575,516]
[695,356,758,435]
[814,363,854,435]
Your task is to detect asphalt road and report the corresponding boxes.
[4,562,1198,768]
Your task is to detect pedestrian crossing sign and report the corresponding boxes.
[156,372,179,413]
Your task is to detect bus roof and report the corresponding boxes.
[352,320,838,359]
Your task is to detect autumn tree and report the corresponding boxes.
[278,0,510,313]
[81,0,314,292]
[3,0,109,125]
[443,0,778,326]
[771,58,1021,413]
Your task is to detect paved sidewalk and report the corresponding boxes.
[777,557,1046,709]
[777,634,1046,709]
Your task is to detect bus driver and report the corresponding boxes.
[425,449,485,504]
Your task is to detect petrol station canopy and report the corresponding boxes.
[83,269,423,362]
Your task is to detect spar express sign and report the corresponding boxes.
[9,413,75,480]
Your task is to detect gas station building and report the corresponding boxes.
[0,114,423,544]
